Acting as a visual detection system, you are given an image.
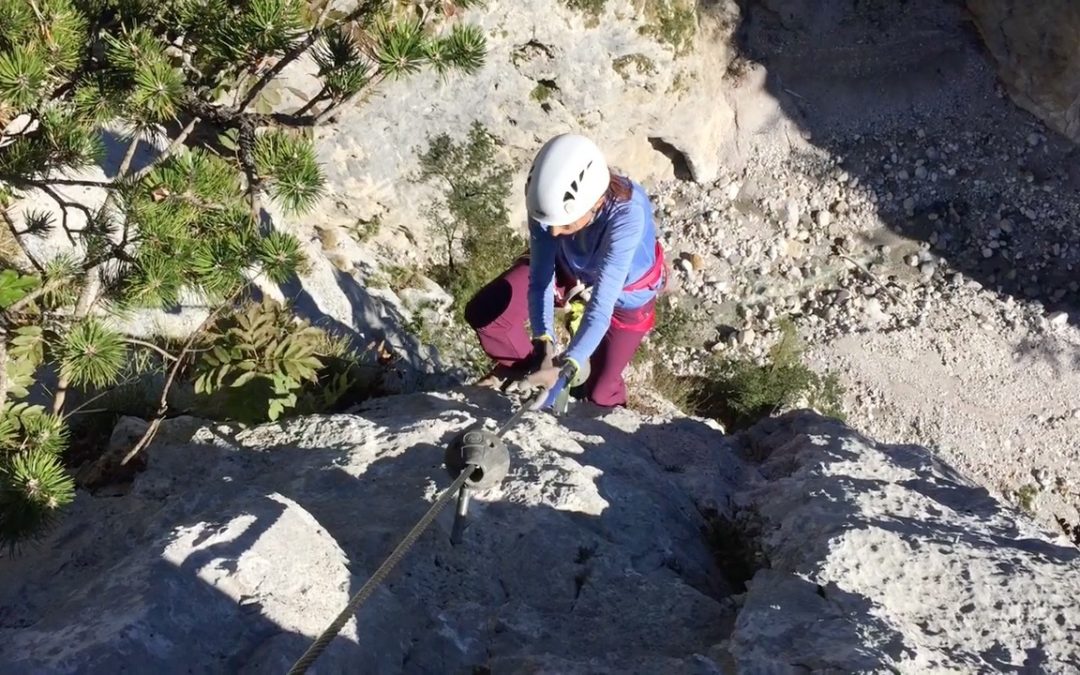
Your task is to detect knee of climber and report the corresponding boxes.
[464,278,511,330]
[586,376,627,408]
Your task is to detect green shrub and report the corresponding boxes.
[531,81,557,103]
[640,0,697,56]
[347,216,381,243]
[637,363,703,415]
[612,53,657,80]
[564,0,608,25]
[696,320,845,429]
[416,122,522,321]
[383,264,426,292]
[650,295,697,351]
[1016,484,1039,515]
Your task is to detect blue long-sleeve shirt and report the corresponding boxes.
[528,180,661,367]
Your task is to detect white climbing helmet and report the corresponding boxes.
[525,134,609,227]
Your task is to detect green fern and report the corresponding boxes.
[194,298,325,422]
[5,326,44,400]
[0,269,39,309]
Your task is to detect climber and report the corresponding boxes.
[464,133,667,408]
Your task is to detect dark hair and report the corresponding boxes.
[607,171,632,203]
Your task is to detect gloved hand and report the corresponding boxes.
[525,355,576,391]
[478,339,554,392]
[525,338,555,374]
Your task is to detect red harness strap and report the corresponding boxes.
[623,241,666,293]
[610,242,666,333]
[536,241,667,332]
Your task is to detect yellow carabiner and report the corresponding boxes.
[565,298,586,337]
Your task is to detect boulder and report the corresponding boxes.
[968,1,1080,143]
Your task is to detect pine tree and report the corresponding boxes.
[0,0,487,548]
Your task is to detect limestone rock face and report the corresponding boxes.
[732,413,1080,672]
[0,394,743,673]
[299,1,745,242]
[1,399,1076,673]
[967,1,1080,143]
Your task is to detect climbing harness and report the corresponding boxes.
[287,369,574,674]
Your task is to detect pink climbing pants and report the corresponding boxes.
[464,257,655,407]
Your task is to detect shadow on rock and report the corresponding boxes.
[732,0,1080,325]
[0,393,748,673]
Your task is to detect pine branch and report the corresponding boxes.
[36,178,115,188]
[237,123,262,221]
[49,6,111,101]
[268,111,320,126]
[123,337,178,362]
[315,70,388,124]
[120,286,244,466]
[131,117,199,181]
[293,85,328,117]
[51,273,102,414]
[182,94,319,129]
[33,184,92,246]
[0,208,44,273]
[117,136,140,178]
[236,2,367,112]
[47,112,201,418]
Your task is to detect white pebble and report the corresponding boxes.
[1047,311,1069,328]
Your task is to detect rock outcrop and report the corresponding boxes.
[1,394,1076,673]
[733,413,1080,672]
[968,0,1080,144]
[296,0,749,246]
